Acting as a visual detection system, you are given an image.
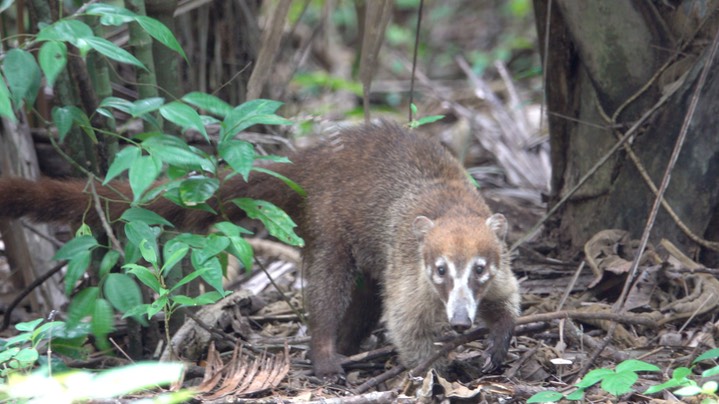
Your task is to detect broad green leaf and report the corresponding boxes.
[219,139,255,180]
[616,359,659,373]
[214,221,253,238]
[575,368,614,389]
[54,235,98,260]
[139,239,158,265]
[38,41,67,88]
[190,234,229,264]
[600,370,639,396]
[702,380,718,394]
[91,298,114,350]
[163,186,216,213]
[37,20,94,45]
[124,264,161,293]
[0,74,15,121]
[161,240,189,275]
[702,366,719,378]
[220,99,290,140]
[673,385,703,396]
[694,348,719,364]
[13,348,38,366]
[64,250,92,296]
[142,134,207,171]
[120,207,174,227]
[4,49,41,108]
[84,3,137,25]
[170,267,209,292]
[256,154,291,164]
[99,249,121,279]
[172,291,224,307]
[124,221,160,261]
[90,362,184,398]
[178,176,219,206]
[564,389,585,401]
[135,16,187,60]
[182,92,232,117]
[672,367,692,381]
[252,166,306,197]
[15,318,43,332]
[227,236,253,271]
[197,257,223,293]
[99,96,133,115]
[172,233,208,248]
[147,296,167,318]
[0,347,20,361]
[51,105,96,143]
[104,273,143,314]
[130,97,164,118]
[65,287,99,329]
[526,391,564,403]
[0,0,15,13]
[415,114,445,127]
[159,101,208,141]
[84,36,146,69]
[128,155,161,202]
[645,378,690,395]
[104,146,141,184]
[232,198,304,246]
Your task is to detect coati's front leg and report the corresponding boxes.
[478,298,517,372]
[304,246,357,379]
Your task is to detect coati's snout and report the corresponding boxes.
[413,213,508,332]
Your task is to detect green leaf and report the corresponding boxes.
[139,239,158,265]
[104,273,143,314]
[99,96,133,114]
[694,348,719,364]
[37,20,94,45]
[13,348,38,367]
[135,16,187,60]
[170,266,208,292]
[702,366,719,378]
[220,99,290,140]
[4,48,41,108]
[415,114,445,127]
[98,249,121,280]
[172,291,224,307]
[120,207,173,227]
[191,234,229,264]
[575,368,614,389]
[600,370,638,396]
[252,166,306,197]
[0,74,15,121]
[54,235,98,260]
[128,155,161,202]
[142,134,207,171]
[66,287,99,329]
[526,391,564,403]
[161,240,189,275]
[64,250,92,296]
[702,380,718,394]
[124,264,161,293]
[674,385,703,396]
[84,36,146,69]
[232,198,304,246]
[219,139,255,180]
[15,318,43,332]
[182,92,233,117]
[51,105,96,143]
[130,97,164,117]
[38,41,67,88]
[104,146,140,184]
[214,221,253,238]
[645,378,689,395]
[197,256,223,293]
[227,236,253,272]
[84,3,136,25]
[0,0,15,13]
[178,176,219,206]
[91,298,114,349]
[90,362,184,398]
[124,221,159,261]
[159,101,208,140]
[616,359,660,373]
[564,389,585,401]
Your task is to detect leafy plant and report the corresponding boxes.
[408,103,444,129]
[645,348,719,403]
[527,359,660,402]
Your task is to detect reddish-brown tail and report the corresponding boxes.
[0,168,303,232]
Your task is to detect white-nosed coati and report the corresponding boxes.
[0,121,520,378]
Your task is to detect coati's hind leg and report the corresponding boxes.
[336,274,382,355]
[303,244,357,378]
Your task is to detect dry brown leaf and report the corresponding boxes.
[584,229,658,288]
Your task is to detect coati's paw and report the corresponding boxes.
[480,345,508,374]
[312,357,346,383]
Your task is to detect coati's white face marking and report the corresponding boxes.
[413,213,507,332]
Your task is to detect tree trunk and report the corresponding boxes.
[534,0,719,263]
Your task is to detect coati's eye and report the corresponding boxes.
[436,263,447,276]
[473,262,486,274]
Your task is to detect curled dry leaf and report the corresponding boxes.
[583,229,659,288]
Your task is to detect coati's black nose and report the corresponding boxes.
[450,317,472,333]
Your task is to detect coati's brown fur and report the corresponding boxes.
[0,121,520,378]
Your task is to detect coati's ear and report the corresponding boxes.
[486,213,507,240]
[413,216,435,239]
